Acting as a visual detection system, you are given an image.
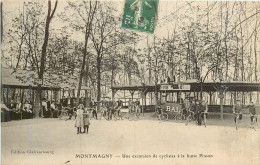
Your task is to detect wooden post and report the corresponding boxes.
[144,92,147,108]
[214,84,228,120]
[220,91,224,120]
[129,90,135,100]
[124,90,126,106]
[142,92,144,116]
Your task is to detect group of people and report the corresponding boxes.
[128,98,141,114]
[233,100,257,128]
[99,98,124,120]
[75,104,91,134]
[100,98,142,120]
[176,98,208,126]
[42,99,57,118]
[6,100,33,120]
[41,96,87,119]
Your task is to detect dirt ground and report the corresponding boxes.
[1,114,259,165]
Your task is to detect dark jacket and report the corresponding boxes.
[90,101,96,108]
[249,105,256,115]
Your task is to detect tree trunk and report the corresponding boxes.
[34,0,57,118]
[97,56,101,111]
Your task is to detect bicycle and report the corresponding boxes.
[100,107,109,120]
[185,110,196,126]
[155,108,168,121]
[173,108,186,121]
[113,108,123,120]
[58,108,69,120]
[128,106,140,121]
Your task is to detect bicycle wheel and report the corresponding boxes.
[102,112,108,120]
[128,112,133,121]
[160,113,168,121]
[185,115,191,126]
[135,112,140,120]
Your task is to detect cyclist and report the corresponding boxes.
[233,100,243,123]
[249,101,257,128]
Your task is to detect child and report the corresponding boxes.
[83,110,90,134]
[75,104,84,134]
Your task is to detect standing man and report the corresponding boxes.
[195,100,202,125]
[116,98,123,118]
[249,101,257,128]
[90,98,97,120]
[233,100,243,122]
[135,98,140,114]
[42,98,48,118]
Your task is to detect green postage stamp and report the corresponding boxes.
[122,0,159,33]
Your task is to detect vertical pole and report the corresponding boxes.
[124,90,126,106]
[220,91,224,120]
[112,89,115,105]
[142,92,144,116]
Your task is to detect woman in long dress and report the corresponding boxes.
[75,104,84,134]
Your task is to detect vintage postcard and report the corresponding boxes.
[1,0,260,164]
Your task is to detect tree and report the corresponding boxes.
[34,0,58,118]
[66,0,98,106]
[90,2,121,108]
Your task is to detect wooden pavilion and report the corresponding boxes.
[111,81,260,119]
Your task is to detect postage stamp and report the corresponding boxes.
[121,0,159,33]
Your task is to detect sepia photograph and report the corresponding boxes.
[1,0,260,164]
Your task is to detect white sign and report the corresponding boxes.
[160,84,190,91]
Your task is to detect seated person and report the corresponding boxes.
[23,101,33,119]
